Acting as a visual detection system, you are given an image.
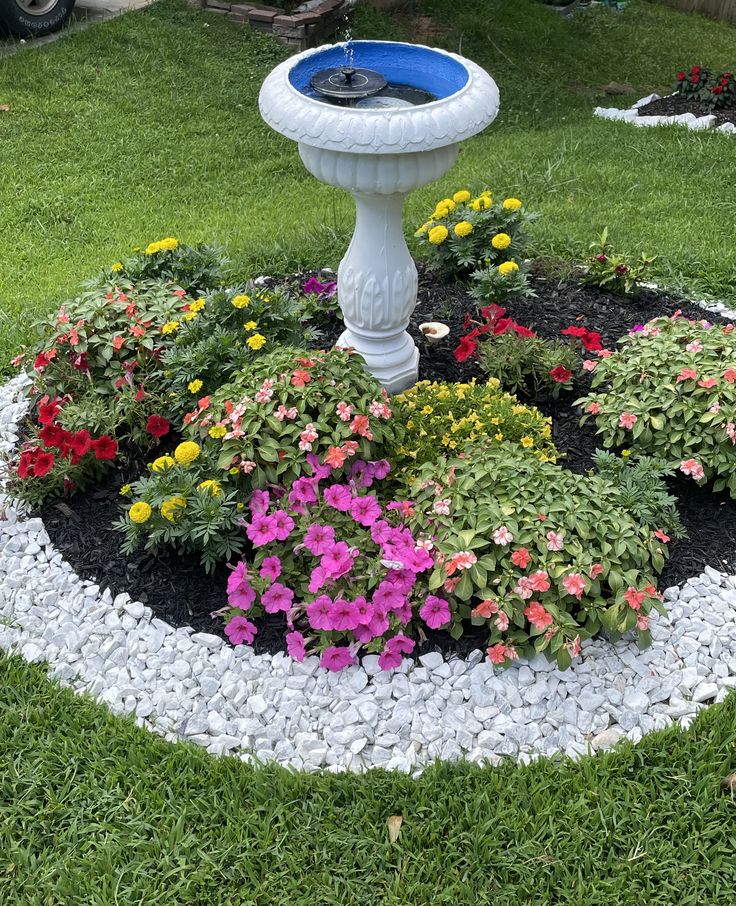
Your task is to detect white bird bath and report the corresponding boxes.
[259,40,499,393]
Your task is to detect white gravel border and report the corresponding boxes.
[594,93,736,135]
[2,289,736,773]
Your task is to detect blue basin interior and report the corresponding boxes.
[288,41,469,102]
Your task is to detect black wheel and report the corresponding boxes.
[0,0,75,37]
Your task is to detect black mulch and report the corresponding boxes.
[637,94,736,128]
[38,266,736,659]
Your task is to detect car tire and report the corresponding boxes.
[0,0,75,38]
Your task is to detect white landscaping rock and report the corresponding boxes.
[594,93,732,136]
[2,354,736,773]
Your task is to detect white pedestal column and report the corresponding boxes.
[337,191,419,394]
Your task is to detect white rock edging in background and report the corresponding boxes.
[594,93,736,135]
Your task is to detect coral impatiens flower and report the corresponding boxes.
[562,572,587,599]
[618,412,638,430]
[679,458,705,480]
[676,367,698,383]
[511,547,532,569]
[524,601,553,630]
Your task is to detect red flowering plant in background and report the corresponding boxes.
[221,456,440,671]
[583,228,656,296]
[408,445,669,669]
[675,64,735,109]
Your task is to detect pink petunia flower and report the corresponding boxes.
[248,489,271,515]
[320,646,356,672]
[306,595,334,630]
[271,510,295,542]
[350,495,382,527]
[303,523,336,556]
[246,513,278,547]
[260,556,282,581]
[329,598,361,631]
[323,484,354,512]
[224,615,257,645]
[419,595,451,629]
[286,631,306,662]
[227,561,256,610]
[261,582,294,614]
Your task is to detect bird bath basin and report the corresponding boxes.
[259,40,499,393]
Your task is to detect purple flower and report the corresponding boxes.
[272,510,295,542]
[261,582,294,614]
[389,634,415,655]
[289,476,319,508]
[246,513,278,547]
[350,495,382,527]
[303,523,336,556]
[303,277,337,297]
[224,615,257,645]
[260,556,282,581]
[370,520,393,546]
[249,489,270,514]
[329,598,361,631]
[371,459,391,480]
[353,596,374,626]
[378,647,402,670]
[320,646,356,672]
[286,630,306,662]
[628,324,645,334]
[419,595,451,630]
[323,484,353,512]
[227,561,256,610]
[372,580,406,612]
[306,453,332,480]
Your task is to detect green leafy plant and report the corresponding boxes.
[115,442,245,573]
[469,262,536,307]
[591,449,685,539]
[577,315,736,495]
[101,238,230,295]
[675,65,735,110]
[391,378,557,476]
[414,188,535,276]
[479,332,581,398]
[409,445,670,669]
[186,347,402,490]
[583,228,655,295]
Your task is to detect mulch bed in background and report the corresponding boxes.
[637,94,736,128]
[38,267,736,658]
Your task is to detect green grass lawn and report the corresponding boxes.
[2,655,736,905]
[2,0,736,902]
[0,0,735,375]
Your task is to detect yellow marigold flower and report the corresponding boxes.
[231,294,250,309]
[428,225,449,245]
[159,237,179,251]
[151,455,175,473]
[453,190,471,204]
[247,333,267,351]
[243,321,257,331]
[499,261,520,276]
[197,479,222,498]
[161,496,187,522]
[492,233,512,250]
[621,449,631,458]
[161,321,180,335]
[188,379,203,394]
[454,221,474,238]
[208,425,227,439]
[119,484,132,496]
[184,312,198,322]
[503,198,522,211]
[469,196,491,212]
[145,241,161,255]
[189,298,206,313]
[174,441,200,465]
[438,197,456,212]
[129,501,152,524]
[421,405,434,415]
[111,262,124,273]
[520,436,534,448]
[414,222,432,236]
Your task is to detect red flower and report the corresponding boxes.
[92,435,118,460]
[549,364,573,383]
[677,71,685,80]
[561,325,602,352]
[134,386,146,403]
[33,451,56,477]
[596,254,607,263]
[463,312,472,330]
[712,85,723,95]
[480,304,506,323]
[39,424,65,448]
[454,335,478,363]
[71,430,92,457]
[615,264,629,275]
[37,400,60,425]
[513,324,536,338]
[146,415,171,438]
[17,450,35,480]
[112,335,125,350]
[34,349,57,371]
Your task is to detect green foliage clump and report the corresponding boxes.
[577,315,736,495]
[583,228,655,295]
[479,332,580,397]
[100,237,230,295]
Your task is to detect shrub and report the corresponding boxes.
[186,347,401,489]
[414,189,535,276]
[221,458,434,669]
[115,442,245,572]
[591,450,685,539]
[675,65,735,110]
[409,445,670,669]
[103,238,229,294]
[391,378,557,474]
[161,283,337,421]
[479,332,581,397]
[577,314,736,495]
[469,260,535,308]
[583,228,655,295]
